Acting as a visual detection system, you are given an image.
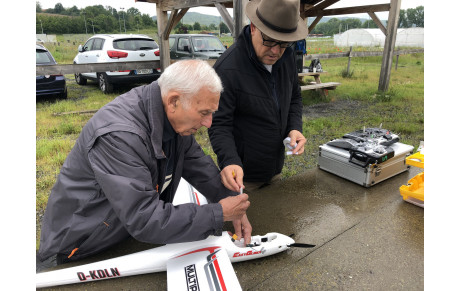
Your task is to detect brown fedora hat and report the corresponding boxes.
[246,0,309,42]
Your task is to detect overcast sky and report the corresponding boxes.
[36,0,425,18]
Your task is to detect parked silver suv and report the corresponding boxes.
[73,34,161,93]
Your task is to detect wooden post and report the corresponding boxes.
[395,48,399,70]
[300,6,308,70]
[347,46,353,75]
[215,3,234,35]
[233,0,244,42]
[156,3,170,71]
[378,0,401,92]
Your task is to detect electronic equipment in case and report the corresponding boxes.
[318,127,413,187]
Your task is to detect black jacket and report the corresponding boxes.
[38,81,233,262]
[209,25,303,182]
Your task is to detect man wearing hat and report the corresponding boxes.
[208,0,309,193]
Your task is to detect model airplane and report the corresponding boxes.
[37,178,313,290]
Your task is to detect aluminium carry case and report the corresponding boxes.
[318,142,414,187]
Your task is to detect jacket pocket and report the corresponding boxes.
[69,209,128,260]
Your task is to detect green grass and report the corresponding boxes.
[36,36,424,248]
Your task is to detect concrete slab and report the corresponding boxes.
[38,166,424,290]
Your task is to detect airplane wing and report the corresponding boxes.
[167,245,242,291]
[172,177,209,206]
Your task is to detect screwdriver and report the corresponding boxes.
[232,170,243,194]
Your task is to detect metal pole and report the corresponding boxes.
[91,20,95,34]
[82,12,88,36]
[39,19,44,34]
[120,8,126,33]
[347,46,353,75]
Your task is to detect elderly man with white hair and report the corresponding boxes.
[37,60,251,272]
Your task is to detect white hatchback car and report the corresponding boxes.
[73,34,161,93]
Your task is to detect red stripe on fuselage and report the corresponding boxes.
[211,254,227,291]
[194,191,201,205]
[174,246,222,259]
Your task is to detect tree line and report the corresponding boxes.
[36,2,157,34]
[36,2,422,37]
[174,22,231,34]
[36,1,231,35]
[310,6,424,36]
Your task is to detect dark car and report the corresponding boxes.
[169,34,226,60]
[36,44,67,99]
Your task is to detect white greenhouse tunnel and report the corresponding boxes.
[333,27,424,48]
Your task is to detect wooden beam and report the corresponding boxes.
[169,8,189,34]
[305,0,323,7]
[313,0,340,11]
[368,11,387,35]
[136,0,159,4]
[36,49,423,75]
[156,3,170,70]
[303,4,391,17]
[301,4,315,12]
[300,1,321,18]
[215,3,234,34]
[165,9,179,38]
[303,48,423,60]
[308,16,323,33]
[158,0,231,11]
[233,0,245,41]
[36,61,161,75]
[379,0,401,92]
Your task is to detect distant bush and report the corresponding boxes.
[341,68,354,78]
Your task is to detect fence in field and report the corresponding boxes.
[304,47,424,74]
[35,48,423,76]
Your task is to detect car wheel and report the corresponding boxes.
[98,73,113,94]
[75,73,87,85]
[59,88,68,100]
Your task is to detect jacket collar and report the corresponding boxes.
[144,81,167,159]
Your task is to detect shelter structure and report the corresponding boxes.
[334,28,387,47]
[136,0,402,92]
[396,27,424,48]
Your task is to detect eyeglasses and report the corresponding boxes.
[260,31,293,48]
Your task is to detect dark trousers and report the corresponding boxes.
[36,253,69,273]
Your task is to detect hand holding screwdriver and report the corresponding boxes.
[221,165,244,193]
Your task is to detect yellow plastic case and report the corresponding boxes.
[405,152,424,169]
[399,172,424,207]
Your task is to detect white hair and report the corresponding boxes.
[157,59,223,109]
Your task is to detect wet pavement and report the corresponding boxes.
[38,166,424,290]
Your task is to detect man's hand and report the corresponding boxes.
[218,194,250,221]
[232,214,252,245]
[288,130,307,155]
[221,165,244,193]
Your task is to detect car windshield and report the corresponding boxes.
[113,38,159,51]
[191,37,225,52]
[36,49,55,65]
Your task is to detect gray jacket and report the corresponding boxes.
[38,81,233,262]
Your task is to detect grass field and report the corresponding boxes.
[36,34,424,248]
